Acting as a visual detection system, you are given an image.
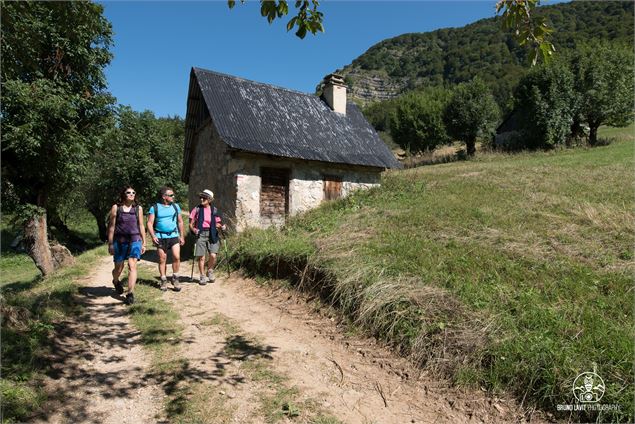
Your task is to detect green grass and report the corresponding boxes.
[1,211,104,422]
[128,266,198,420]
[232,127,634,423]
[1,209,102,287]
[0,246,108,423]
[129,267,234,423]
[202,311,341,423]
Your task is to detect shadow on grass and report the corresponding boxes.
[1,275,43,294]
[163,335,277,419]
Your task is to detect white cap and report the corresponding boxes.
[198,189,214,200]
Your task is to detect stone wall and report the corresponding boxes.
[230,153,380,231]
[186,121,237,226]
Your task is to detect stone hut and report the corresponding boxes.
[181,67,401,231]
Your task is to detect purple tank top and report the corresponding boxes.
[115,206,142,242]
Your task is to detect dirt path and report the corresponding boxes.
[34,256,546,423]
[32,256,162,424]
[153,264,543,424]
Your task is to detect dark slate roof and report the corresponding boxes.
[185,67,401,174]
[496,108,522,134]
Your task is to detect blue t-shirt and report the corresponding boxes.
[148,203,181,239]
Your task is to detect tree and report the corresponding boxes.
[362,98,399,132]
[83,107,186,241]
[1,1,114,275]
[513,60,577,149]
[390,88,451,153]
[496,0,555,65]
[569,42,634,145]
[443,79,499,156]
[228,0,323,39]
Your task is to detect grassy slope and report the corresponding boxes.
[0,212,106,422]
[233,126,634,422]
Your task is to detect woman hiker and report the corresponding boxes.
[189,189,226,285]
[107,186,147,305]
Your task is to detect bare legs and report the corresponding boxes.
[112,258,138,294]
[195,253,217,275]
[157,243,181,278]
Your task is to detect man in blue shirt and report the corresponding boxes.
[147,186,185,292]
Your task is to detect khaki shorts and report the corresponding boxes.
[194,231,220,256]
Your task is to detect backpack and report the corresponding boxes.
[153,202,179,236]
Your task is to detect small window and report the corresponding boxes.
[323,175,342,201]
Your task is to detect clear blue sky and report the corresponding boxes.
[102,1,559,118]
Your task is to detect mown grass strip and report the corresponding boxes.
[207,312,342,424]
[127,266,237,423]
[232,129,634,423]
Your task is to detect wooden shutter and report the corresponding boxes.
[260,167,289,224]
[323,175,342,201]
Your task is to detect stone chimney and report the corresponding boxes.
[322,74,347,115]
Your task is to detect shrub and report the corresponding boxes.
[513,61,577,149]
[390,87,451,153]
[444,78,499,156]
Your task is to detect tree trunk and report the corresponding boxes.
[466,138,476,156]
[589,125,599,146]
[90,208,108,242]
[23,213,55,276]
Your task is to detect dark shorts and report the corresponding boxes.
[156,237,180,252]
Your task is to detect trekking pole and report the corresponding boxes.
[190,235,198,282]
[220,227,230,278]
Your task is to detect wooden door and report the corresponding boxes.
[323,175,342,201]
[260,167,289,226]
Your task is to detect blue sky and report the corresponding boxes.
[102,1,556,118]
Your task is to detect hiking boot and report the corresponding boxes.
[172,275,181,292]
[198,275,208,286]
[125,293,135,305]
[113,279,124,295]
[207,269,215,283]
[160,277,168,292]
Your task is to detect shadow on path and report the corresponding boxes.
[32,271,278,423]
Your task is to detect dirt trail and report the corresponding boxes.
[32,256,161,424]
[34,256,545,423]
[155,264,542,424]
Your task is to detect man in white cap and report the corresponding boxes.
[188,189,226,285]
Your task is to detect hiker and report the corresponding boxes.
[147,186,185,292]
[107,186,146,305]
[189,189,226,285]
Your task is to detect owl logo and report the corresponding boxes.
[573,372,605,403]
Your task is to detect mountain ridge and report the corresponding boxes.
[331,1,634,106]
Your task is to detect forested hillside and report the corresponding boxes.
[335,1,633,108]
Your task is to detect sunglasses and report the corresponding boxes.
[165,193,175,197]
[125,191,136,195]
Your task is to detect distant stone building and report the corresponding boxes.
[493,109,523,150]
[181,68,401,231]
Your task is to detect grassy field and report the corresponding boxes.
[0,211,105,423]
[232,126,634,423]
